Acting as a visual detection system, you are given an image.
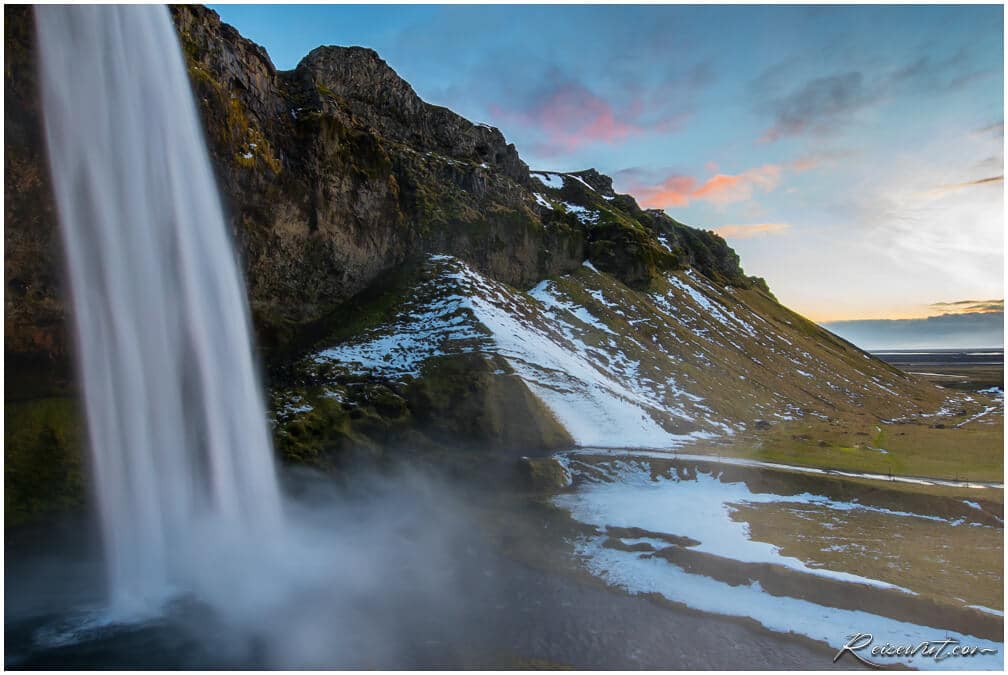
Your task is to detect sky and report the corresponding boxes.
[822,299,1003,350]
[211,3,1004,329]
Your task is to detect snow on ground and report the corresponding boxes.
[554,460,930,591]
[530,280,616,335]
[664,272,758,339]
[565,173,596,191]
[567,536,1002,670]
[464,270,700,448]
[314,277,486,378]
[313,253,928,449]
[956,406,1000,428]
[553,459,1004,670]
[563,448,1005,490]
[969,605,1005,617]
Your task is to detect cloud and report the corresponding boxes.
[759,71,871,142]
[922,175,1003,197]
[448,18,718,160]
[713,222,791,238]
[489,87,668,154]
[929,298,1004,315]
[972,120,1004,139]
[490,81,637,151]
[788,148,856,172]
[488,73,687,155]
[755,48,997,143]
[628,164,783,208]
[822,311,1003,350]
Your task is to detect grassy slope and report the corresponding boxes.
[289,249,1001,483]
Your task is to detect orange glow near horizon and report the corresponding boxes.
[798,300,1004,324]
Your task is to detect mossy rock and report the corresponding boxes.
[272,376,424,469]
[5,397,85,526]
[518,456,572,490]
[275,390,375,467]
[586,212,674,289]
[406,352,573,453]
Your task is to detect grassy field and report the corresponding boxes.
[734,498,1003,613]
[908,364,1003,391]
[687,394,1003,485]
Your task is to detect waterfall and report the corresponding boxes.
[35,5,284,614]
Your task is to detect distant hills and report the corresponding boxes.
[822,311,1004,350]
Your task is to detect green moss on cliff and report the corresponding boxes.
[5,397,85,526]
[275,388,381,467]
[406,352,574,452]
[344,128,394,182]
[585,207,675,289]
[271,347,574,470]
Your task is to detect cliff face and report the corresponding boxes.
[5,4,763,375]
[171,4,589,357]
[5,5,71,397]
[6,5,966,526]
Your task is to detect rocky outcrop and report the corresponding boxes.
[170,4,591,359]
[5,4,761,377]
[292,45,531,184]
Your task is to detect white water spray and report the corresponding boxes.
[35,5,284,614]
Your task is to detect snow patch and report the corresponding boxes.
[565,173,596,191]
[533,192,553,209]
[531,171,564,189]
[561,201,599,225]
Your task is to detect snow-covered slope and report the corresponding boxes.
[304,254,944,451]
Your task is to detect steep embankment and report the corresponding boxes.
[5,5,973,522]
[273,244,950,469]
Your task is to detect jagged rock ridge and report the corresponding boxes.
[6,4,765,370]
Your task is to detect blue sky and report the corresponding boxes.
[211,4,1004,323]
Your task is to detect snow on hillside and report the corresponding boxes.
[314,254,936,449]
[317,256,710,447]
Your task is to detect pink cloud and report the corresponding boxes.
[714,222,791,238]
[491,85,636,152]
[788,149,853,172]
[490,80,686,154]
[632,164,782,209]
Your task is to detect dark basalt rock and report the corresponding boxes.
[5,4,764,382]
[568,168,616,197]
[292,45,530,184]
[5,5,74,397]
